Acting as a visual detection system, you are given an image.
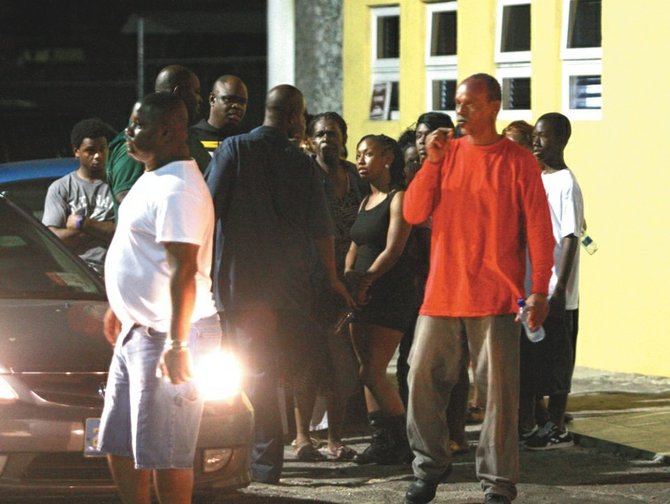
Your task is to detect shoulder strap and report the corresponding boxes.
[358,194,370,213]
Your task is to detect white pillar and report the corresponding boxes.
[267,0,295,88]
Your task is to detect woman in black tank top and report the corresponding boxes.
[344,134,416,465]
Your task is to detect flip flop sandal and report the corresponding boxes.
[328,444,357,461]
[290,436,322,448]
[295,443,327,461]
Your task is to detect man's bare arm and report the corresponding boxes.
[160,241,199,384]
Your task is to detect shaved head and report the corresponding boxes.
[264,85,306,139]
[208,75,248,131]
[213,74,246,91]
[155,65,196,93]
[153,64,201,124]
[265,85,304,116]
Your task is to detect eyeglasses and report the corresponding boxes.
[216,95,247,106]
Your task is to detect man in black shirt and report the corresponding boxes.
[191,75,248,155]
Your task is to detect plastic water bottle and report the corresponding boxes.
[581,235,598,255]
[517,298,545,343]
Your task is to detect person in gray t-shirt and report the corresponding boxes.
[42,118,116,275]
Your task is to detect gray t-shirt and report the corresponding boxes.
[42,171,114,271]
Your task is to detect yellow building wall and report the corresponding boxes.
[343,1,670,376]
[576,2,670,376]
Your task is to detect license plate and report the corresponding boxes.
[84,418,104,457]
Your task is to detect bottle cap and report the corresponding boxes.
[517,298,526,307]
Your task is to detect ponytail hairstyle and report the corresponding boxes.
[357,134,405,190]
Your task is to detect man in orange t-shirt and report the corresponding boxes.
[402,74,555,504]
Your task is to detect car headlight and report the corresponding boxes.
[0,376,19,403]
[196,350,243,403]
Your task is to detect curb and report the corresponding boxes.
[573,432,670,465]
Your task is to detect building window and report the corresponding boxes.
[369,81,399,121]
[425,2,457,113]
[569,74,601,109]
[566,0,601,50]
[500,3,530,52]
[562,61,602,119]
[371,6,400,120]
[495,0,530,119]
[377,14,400,59]
[496,0,531,63]
[432,78,457,111]
[429,6,457,58]
[561,0,602,119]
[502,76,531,111]
[427,71,457,112]
[497,65,531,119]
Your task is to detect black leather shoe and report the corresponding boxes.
[484,493,511,504]
[404,466,452,504]
[405,478,439,504]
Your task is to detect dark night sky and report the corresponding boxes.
[0,0,267,161]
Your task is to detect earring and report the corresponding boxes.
[385,164,390,169]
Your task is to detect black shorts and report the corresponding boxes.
[353,278,418,332]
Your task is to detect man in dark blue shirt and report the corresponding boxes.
[205,84,352,483]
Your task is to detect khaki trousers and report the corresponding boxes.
[407,314,520,500]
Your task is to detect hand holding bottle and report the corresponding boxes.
[517,298,546,343]
[517,293,548,342]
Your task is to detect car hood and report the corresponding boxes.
[0,299,112,372]
[0,157,77,183]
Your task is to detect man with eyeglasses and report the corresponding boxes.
[191,75,249,155]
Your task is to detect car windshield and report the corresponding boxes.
[0,200,105,300]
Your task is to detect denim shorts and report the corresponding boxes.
[97,314,221,469]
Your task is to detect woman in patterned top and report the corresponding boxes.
[299,112,367,461]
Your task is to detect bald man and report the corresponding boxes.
[98,93,221,504]
[106,65,211,215]
[403,74,554,504]
[205,85,352,483]
[191,75,249,155]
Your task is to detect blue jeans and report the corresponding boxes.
[98,314,221,469]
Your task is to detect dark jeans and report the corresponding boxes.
[223,307,323,483]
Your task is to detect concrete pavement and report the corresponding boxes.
[33,366,670,503]
[569,366,670,462]
[224,366,670,503]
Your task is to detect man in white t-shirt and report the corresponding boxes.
[520,112,585,451]
[98,92,220,504]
